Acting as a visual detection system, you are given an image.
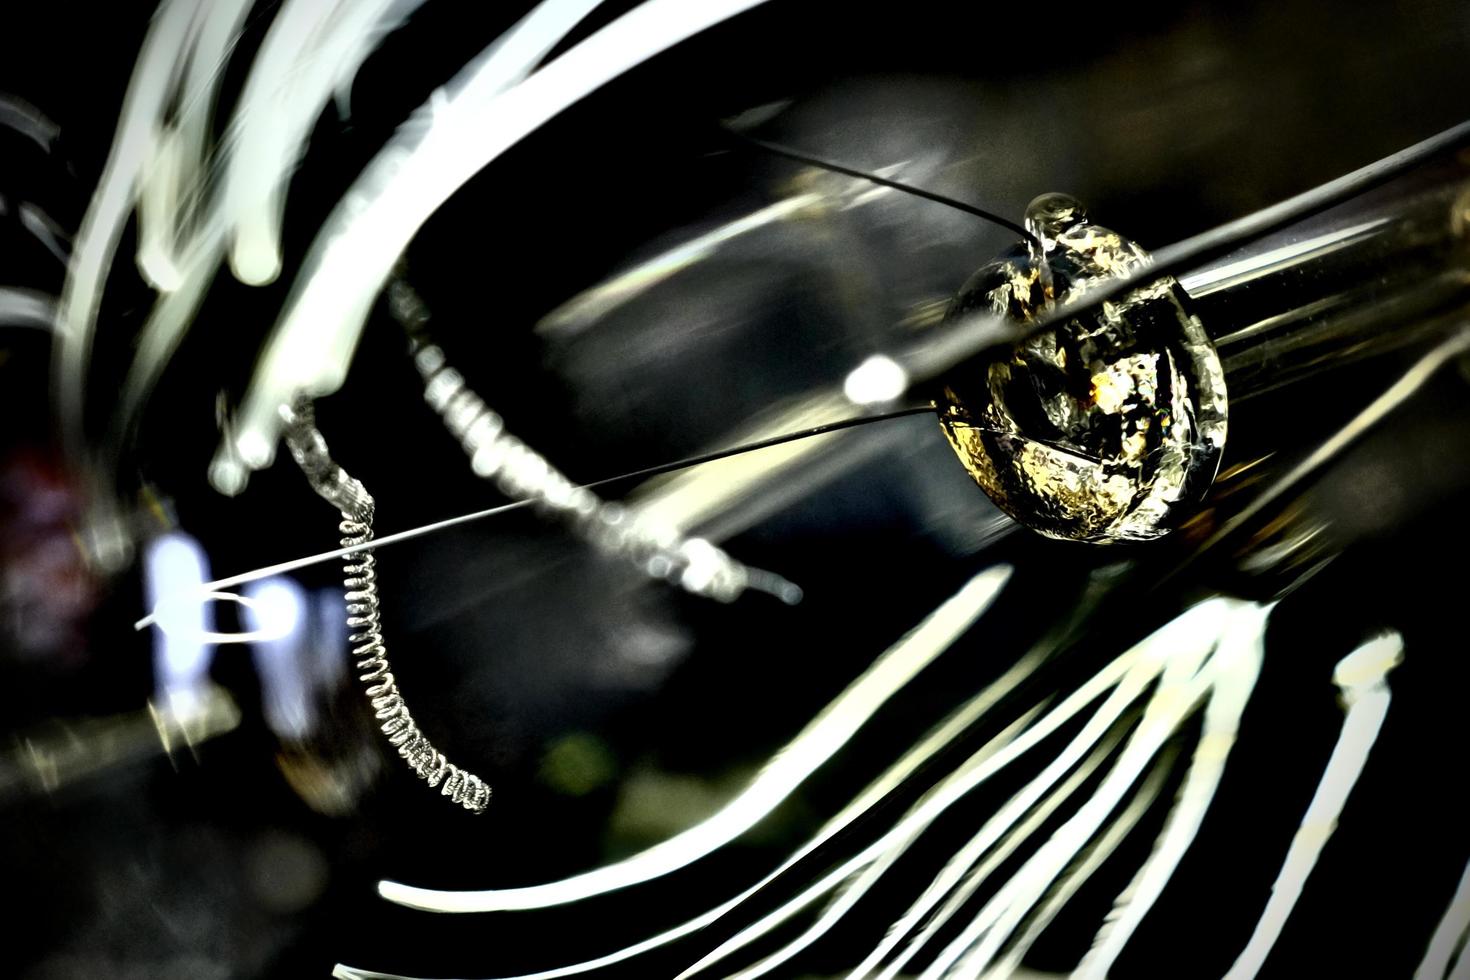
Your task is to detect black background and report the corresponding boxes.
[3,1,1470,977]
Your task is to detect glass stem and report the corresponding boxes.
[1181,152,1470,400]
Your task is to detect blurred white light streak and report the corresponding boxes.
[928,636,1233,980]
[1180,219,1388,300]
[18,203,71,265]
[379,564,1013,913]
[1222,632,1404,980]
[1074,601,1271,978]
[223,0,430,285]
[868,670,1161,980]
[73,0,583,494]
[671,711,1051,980]
[221,0,777,485]
[1202,327,1470,555]
[841,161,917,211]
[137,120,186,290]
[116,247,219,437]
[244,577,313,739]
[1453,947,1470,980]
[0,95,59,150]
[1416,857,1470,980]
[313,589,349,688]
[984,756,1172,980]
[0,287,56,331]
[537,194,822,338]
[627,391,855,533]
[146,532,215,710]
[118,0,422,439]
[681,712,1045,980]
[679,601,1233,980]
[340,598,1048,980]
[133,0,254,290]
[54,0,203,454]
[873,738,1128,980]
[342,597,1274,980]
[863,600,1237,979]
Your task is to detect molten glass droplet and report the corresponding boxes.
[937,194,1227,542]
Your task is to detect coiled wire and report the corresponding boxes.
[386,276,803,604]
[282,399,490,814]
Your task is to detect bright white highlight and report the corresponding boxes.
[145,532,215,713]
[843,355,909,406]
[1222,631,1404,980]
[242,578,306,643]
[915,603,1263,980]
[379,564,1013,913]
[985,755,1171,980]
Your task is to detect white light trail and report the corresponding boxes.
[1416,856,1470,980]
[1222,632,1404,980]
[675,601,1233,980]
[218,0,779,486]
[1073,601,1271,978]
[54,0,205,455]
[923,607,1244,980]
[985,756,1171,980]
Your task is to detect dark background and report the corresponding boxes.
[3,1,1470,977]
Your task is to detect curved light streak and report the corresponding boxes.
[669,602,1231,979]
[117,0,436,440]
[223,0,425,286]
[1221,631,1404,980]
[379,564,1013,913]
[53,0,204,456]
[985,754,1172,980]
[862,600,1236,979]
[926,638,1230,979]
[218,0,779,485]
[342,602,1051,978]
[0,287,56,331]
[872,736,1130,980]
[341,597,1273,980]
[134,0,254,291]
[680,713,1044,980]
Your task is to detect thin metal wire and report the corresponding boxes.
[726,128,1038,245]
[133,404,936,630]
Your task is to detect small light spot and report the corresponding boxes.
[843,355,908,405]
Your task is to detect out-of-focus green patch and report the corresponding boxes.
[538,732,619,797]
